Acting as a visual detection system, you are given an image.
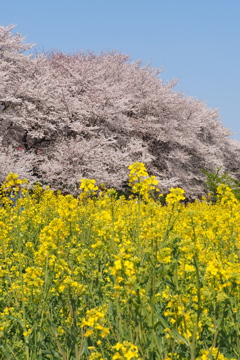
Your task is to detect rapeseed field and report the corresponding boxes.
[0,163,240,360]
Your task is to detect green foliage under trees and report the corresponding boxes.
[202,168,240,201]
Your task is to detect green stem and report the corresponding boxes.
[190,256,201,360]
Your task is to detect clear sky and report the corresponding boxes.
[1,0,240,141]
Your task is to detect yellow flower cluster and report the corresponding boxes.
[197,347,236,360]
[79,178,99,200]
[2,172,28,190]
[217,183,238,206]
[112,341,140,360]
[166,187,185,205]
[0,164,240,359]
[81,306,110,338]
[128,162,160,201]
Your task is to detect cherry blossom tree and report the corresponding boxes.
[1,25,240,198]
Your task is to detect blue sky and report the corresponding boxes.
[1,0,240,141]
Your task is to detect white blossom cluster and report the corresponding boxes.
[1,25,240,198]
